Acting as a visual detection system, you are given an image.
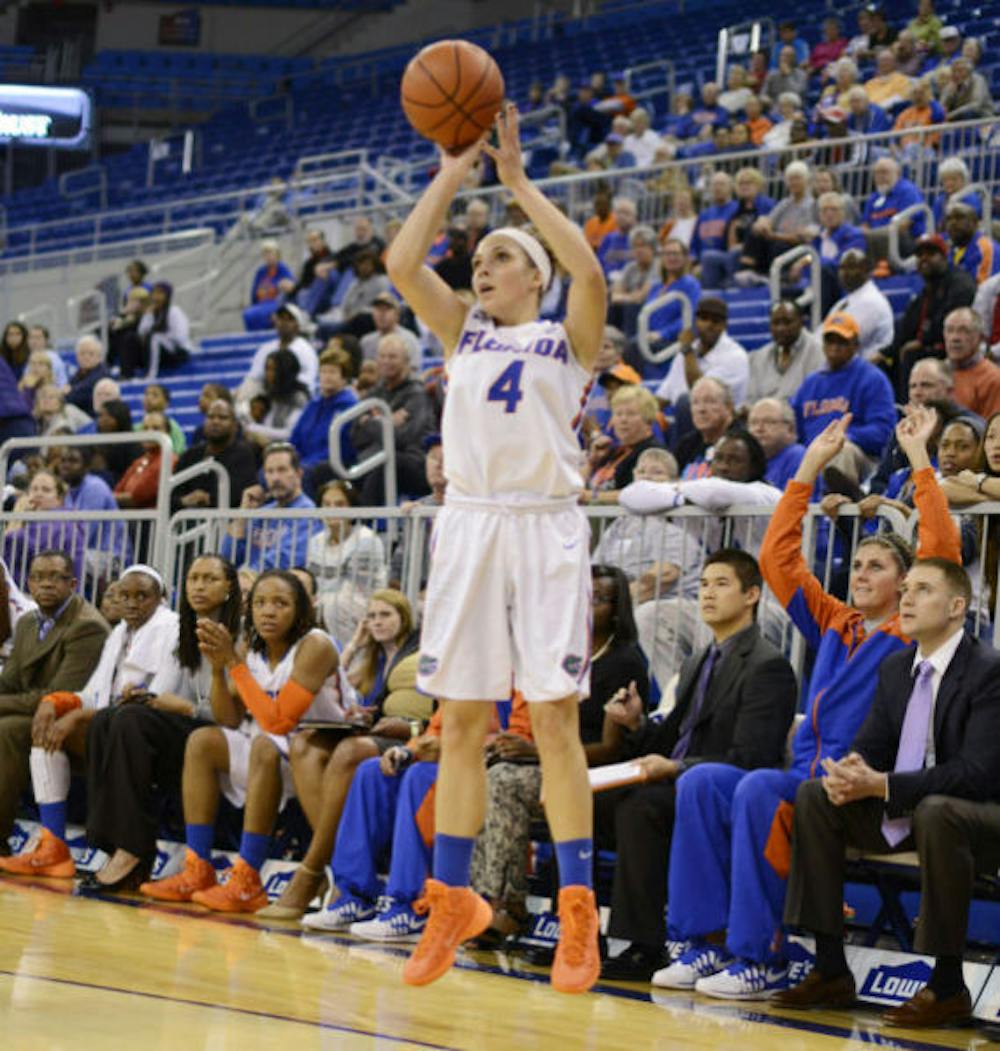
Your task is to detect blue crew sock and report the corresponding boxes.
[38,801,67,841]
[239,830,271,872]
[555,838,594,890]
[433,833,475,888]
[186,823,214,862]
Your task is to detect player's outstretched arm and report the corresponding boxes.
[484,103,606,371]
[385,142,482,353]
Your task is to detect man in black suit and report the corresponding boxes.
[600,548,798,980]
[776,557,1000,1026]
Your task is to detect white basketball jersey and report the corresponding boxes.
[245,627,344,724]
[443,307,592,501]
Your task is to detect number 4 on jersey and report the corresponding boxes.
[487,360,525,414]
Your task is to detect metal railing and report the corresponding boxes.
[716,18,774,87]
[636,288,694,363]
[770,244,822,330]
[887,202,936,272]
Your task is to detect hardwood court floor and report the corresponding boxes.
[1,877,996,1051]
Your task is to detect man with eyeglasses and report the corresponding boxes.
[747,397,806,490]
[944,307,1000,419]
[0,550,107,854]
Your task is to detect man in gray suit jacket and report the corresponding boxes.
[600,548,798,980]
[0,550,108,850]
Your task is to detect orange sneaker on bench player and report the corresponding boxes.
[0,828,75,878]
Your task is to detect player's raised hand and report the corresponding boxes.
[482,102,527,187]
[801,414,853,472]
[437,134,485,176]
[896,404,935,456]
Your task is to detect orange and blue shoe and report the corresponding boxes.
[191,858,269,913]
[402,879,492,986]
[0,828,75,878]
[551,886,600,994]
[140,849,217,902]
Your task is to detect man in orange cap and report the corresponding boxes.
[790,311,897,486]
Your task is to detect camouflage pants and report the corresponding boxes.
[470,761,543,908]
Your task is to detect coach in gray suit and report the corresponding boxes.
[776,557,1000,1027]
[0,550,108,849]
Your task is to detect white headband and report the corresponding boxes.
[120,564,165,595]
[479,227,552,292]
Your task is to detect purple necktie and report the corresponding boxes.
[672,644,720,760]
[881,660,935,847]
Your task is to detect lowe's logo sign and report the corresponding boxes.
[860,960,931,1004]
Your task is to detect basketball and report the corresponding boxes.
[400,39,505,153]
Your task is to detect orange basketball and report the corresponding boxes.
[400,39,505,152]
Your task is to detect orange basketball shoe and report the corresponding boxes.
[140,849,217,902]
[551,886,600,994]
[0,828,75,878]
[191,858,268,913]
[402,879,493,986]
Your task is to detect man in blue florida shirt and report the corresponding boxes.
[862,155,926,269]
[791,312,897,487]
[221,441,319,571]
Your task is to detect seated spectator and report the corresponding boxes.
[263,588,419,919]
[746,49,768,94]
[673,376,736,478]
[0,320,29,380]
[738,161,817,280]
[690,173,737,267]
[718,66,753,115]
[308,480,387,646]
[893,29,924,76]
[584,385,664,500]
[289,346,359,495]
[846,85,893,135]
[609,225,657,332]
[930,157,981,228]
[676,82,729,140]
[945,201,1000,284]
[944,308,1000,418]
[623,108,662,167]
[761,93,803,150]
[33,383,90,436]
[582,189,616,250]
[0,549,107,851]
[320,246,392,340]
[25,325,65,386]
[770,19,809,67]
[2,467,86,587]
[597,197,638,278]
[83,556,242,891]
[748,397,806,489]
[240,349,310,450]
[845,7,874,61]
[803,193,868,313]
[763,47,808,104]
[386,433,447,592]
[973,270,1000,354]
[777,560,1000,1026]
[936,22,961,61]
[350,335,433,505]
[867,6,899,53]
[865,48,913,109]
[699,168,774,290]
[825,249,895,362]
[567,82,608,159]
[140,570,343,913]
[432,226,473,291]
[0,564,176,879]
[172,399,257,513]
[243,239,294,332]
[600,548,797,981]
[114,412,177,510]
[582,117,633,170]
[657,189,697,250]
[280,228,335,316]
[908,0,942,53]
[893,77,944,165]
[743,96,772,145]
[334,216,385,273]
[819,57,860,109]
[221,442,318,571]
[359,291,421,369]
[462,198,491,252]
[655,297,749,409]
[792,312,897,484]
[132,281,193,378]
[862,155,926,266]
[187,383,232,445]
[58,445,128,579]
[889,235,976,392]
[962,35,983,67]
[107,286,148,372]
[941,57,994,119]
[65,335,110,415]
[584,327,636,431]
[236,303,318,412]
[138,383,186,455]
[747,301,825,404]
[810,17,848,75]
[17,349,53,408]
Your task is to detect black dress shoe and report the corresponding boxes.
[78,859,152,895]
[600,944,669,982]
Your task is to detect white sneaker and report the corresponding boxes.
[651,943,732,989]
[301,892,376,931]
[349,898,426,942]
[695,959,789,1000]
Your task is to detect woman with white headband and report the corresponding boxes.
[386,102,606,993]
[0,564,180,880]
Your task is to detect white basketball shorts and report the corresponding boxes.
[416,497,592,702]
[219,726,296,810]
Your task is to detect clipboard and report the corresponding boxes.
[588,761,647,792]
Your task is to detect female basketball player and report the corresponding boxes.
[388,103,606,993]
